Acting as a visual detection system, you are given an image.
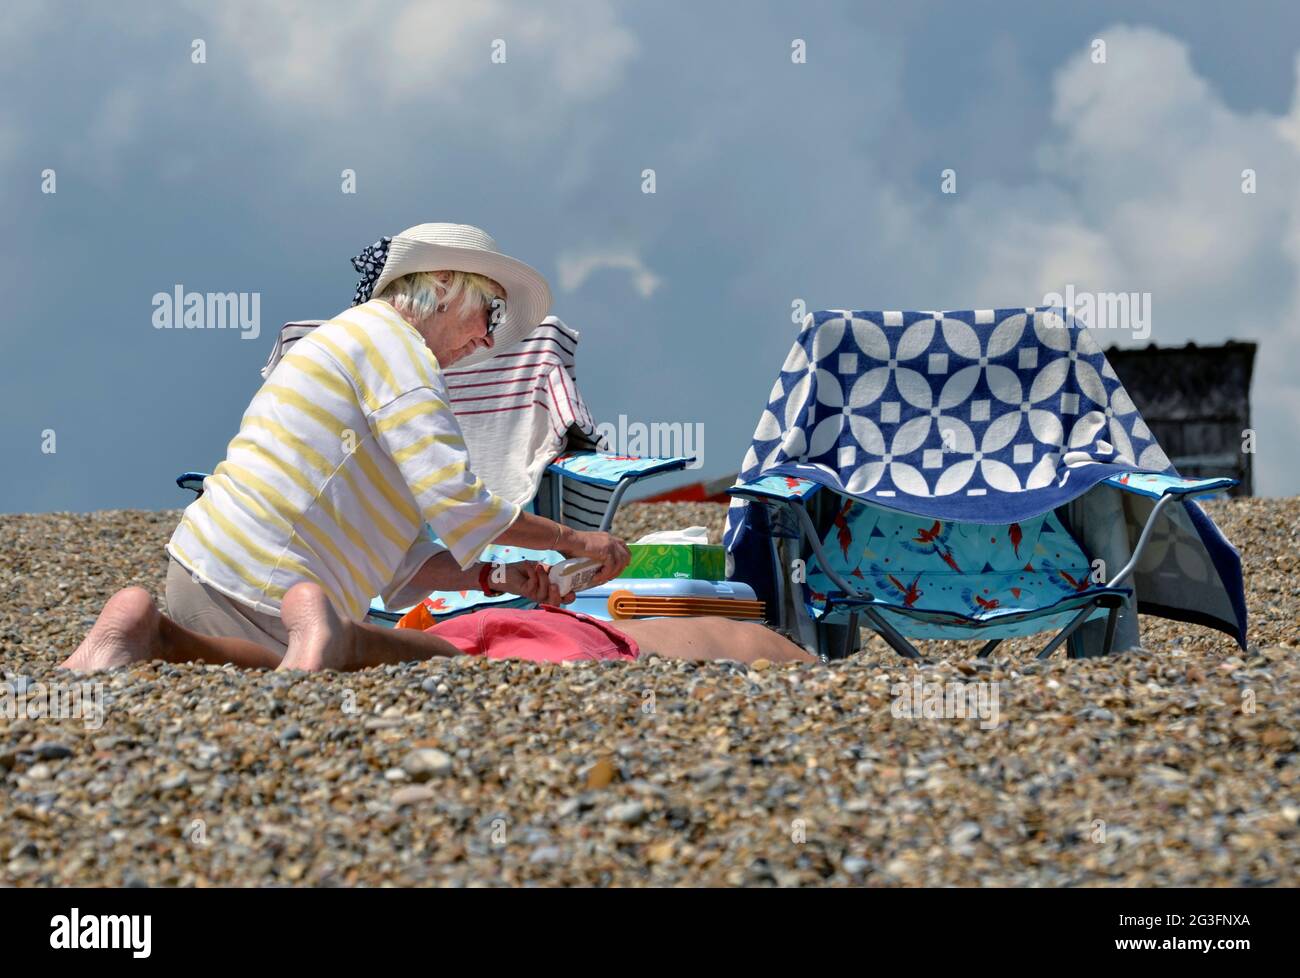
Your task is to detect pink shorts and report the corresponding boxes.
[425,605,640,663]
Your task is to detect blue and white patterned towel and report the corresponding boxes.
[730,307,1170,522]
[725,307,1247,647]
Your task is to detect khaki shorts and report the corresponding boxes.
[164,557,289,658]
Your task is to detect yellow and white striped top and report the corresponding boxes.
[166,299,521,621]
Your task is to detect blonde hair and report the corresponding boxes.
[377,270,503,324]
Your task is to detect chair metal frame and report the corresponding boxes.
[534,466,647,534]
[751,488,1183,662]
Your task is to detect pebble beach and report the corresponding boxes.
[1,498,1296,887]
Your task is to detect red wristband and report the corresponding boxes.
[478,562,502,596]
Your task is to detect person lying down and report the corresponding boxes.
[61,579,815,672]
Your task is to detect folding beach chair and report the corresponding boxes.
[177,316,693,625]
[725,307,1248,661]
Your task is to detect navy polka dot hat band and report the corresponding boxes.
[350,236,392,306]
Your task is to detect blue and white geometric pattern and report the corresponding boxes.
[726,307,1171,533]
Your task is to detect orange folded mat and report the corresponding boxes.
[606,590,765,620]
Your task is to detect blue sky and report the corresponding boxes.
[4,0,1300,512]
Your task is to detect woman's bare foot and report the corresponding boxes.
[60,587,165,672]
[278,582,356,672]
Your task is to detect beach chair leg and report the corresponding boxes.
[841,613,860,659]
[976,638,1002,659]
[1067,600,1127,658]
[598,476,637,532]
[1100,605,1120,656]
[768,533,788,634]
[864,608,922,660]
[1035,604,1097,660]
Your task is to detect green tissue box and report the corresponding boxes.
[619,543,726,581]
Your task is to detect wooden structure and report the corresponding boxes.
[1104,340,1256,496]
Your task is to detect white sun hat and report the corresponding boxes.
[358,222,552,367]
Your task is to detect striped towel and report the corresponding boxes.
[442,316,599,507]
[260,321,321,381]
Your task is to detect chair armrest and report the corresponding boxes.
[1102,472,1236,589]
[547,451,692,487]
[1104,471,1237,499]
[176,472,210,497]
[727,473,822,503]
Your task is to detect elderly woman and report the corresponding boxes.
[66,223,816,672]
[63,223,636,672]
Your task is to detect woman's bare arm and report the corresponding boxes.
[493,511,630,585]
[404,549,571,605]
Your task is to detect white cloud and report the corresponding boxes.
[194,0,637,139]
[556,247,662,298]
[0,0,638,185]
[1031,27,1299,312]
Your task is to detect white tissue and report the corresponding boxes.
[633,526,710,545]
